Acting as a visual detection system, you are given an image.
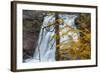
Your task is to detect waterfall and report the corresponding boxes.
[59,14,79,49]
[24,13,79,63]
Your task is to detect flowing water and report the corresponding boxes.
[24,13,79,63]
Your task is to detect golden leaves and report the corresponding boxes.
[56,23,90,60]
[59,13,91,60]
[56,18,64,24]
[49,13,91,60]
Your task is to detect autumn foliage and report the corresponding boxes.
[51,13,91,60]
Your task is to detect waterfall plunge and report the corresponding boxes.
[24,14,79,63]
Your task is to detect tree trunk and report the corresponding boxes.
[55,13,61,60]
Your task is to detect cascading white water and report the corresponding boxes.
[24,13,79,63]
[59,14,79,49]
